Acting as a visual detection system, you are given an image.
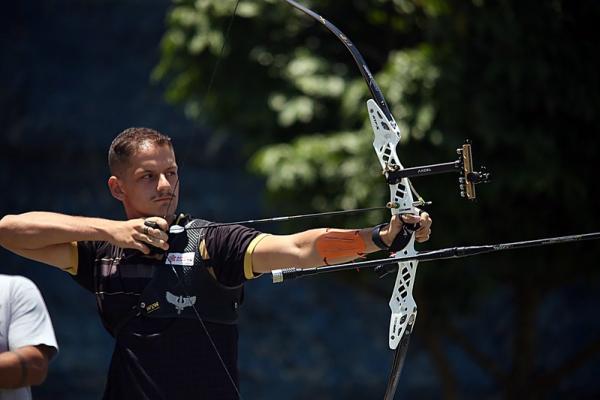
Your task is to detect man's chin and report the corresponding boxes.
[155,201,178,218]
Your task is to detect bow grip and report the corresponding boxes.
[388,215,420,252]
[402,222,420,233]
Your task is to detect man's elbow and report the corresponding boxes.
[0,215,14,247]
[29,362,49,386]
[0,215,24,249]
[25,349,51,386]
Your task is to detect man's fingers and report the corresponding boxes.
[386,212,432,244]
[415,234,430,243]
[144,235,169,250]
[400,214,421,223]
[413,211,432,243]
[132,241,150,254]
[144,228,169,243]
[144,217,168,232]
[415,226,431,243]
[132,231,169,251]
[418,212,432,229]
[140,233,169,250]
[137,218,169,242]
[400,214,421,233]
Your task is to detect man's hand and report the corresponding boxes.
[412,211,432,243]
[380,211,432,246]
[108,217,169,254]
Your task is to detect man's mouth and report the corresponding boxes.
[155,196,175,202]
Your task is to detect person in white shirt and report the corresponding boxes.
[0,275,58,400]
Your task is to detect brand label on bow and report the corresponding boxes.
[165,252,195,266]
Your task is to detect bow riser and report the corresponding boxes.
[369,99,420,351]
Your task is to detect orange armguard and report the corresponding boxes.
[315,229,366,265]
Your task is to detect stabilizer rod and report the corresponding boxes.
[272,232,600,283]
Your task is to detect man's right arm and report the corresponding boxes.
[0,345,54,389]
[0,212,169,271]
[0,212,114,271]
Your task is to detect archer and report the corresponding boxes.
[0,127,432,399]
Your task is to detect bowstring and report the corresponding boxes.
[167,260,244,399]
[181,205,396,231]
[159,0,245,398]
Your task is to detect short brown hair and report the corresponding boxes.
[108,127,173,175]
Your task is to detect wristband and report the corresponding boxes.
[371,223,390,250]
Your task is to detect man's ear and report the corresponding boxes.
[108,176,125,201]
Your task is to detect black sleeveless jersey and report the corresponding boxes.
[71,215,262,400]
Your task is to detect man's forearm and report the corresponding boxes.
[291,226,387,267]
[0,212,113,250]
[252,213,429,273]
[0,348,48,388]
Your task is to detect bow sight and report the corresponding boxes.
[384,140,491,200]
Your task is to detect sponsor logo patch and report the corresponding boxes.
[165,252,195,266]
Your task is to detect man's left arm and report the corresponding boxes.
[0,276,58,389]
[251,212,432,274]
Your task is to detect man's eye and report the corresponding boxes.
[142,174,153,180]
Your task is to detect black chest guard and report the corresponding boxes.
[137,219,243,325]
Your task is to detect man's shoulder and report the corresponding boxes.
[0,274,37,293]
[0,275,46,315]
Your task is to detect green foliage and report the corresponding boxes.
[251,131,382,225]
[154,0,434,145]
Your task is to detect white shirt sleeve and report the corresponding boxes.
[6,276,58,358]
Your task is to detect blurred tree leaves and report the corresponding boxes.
[154,0,441,219]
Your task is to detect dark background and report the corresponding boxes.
[1,0,600,399]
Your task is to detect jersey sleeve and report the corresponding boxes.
[68,240,99,293]
[203,224,265,287]
[8,276,59,358]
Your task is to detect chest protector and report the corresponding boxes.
[136,218,243,324]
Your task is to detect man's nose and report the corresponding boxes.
[157,174,172,191]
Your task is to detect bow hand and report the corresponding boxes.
[379,213,432,251]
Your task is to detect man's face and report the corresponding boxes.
[110,142,180,220]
